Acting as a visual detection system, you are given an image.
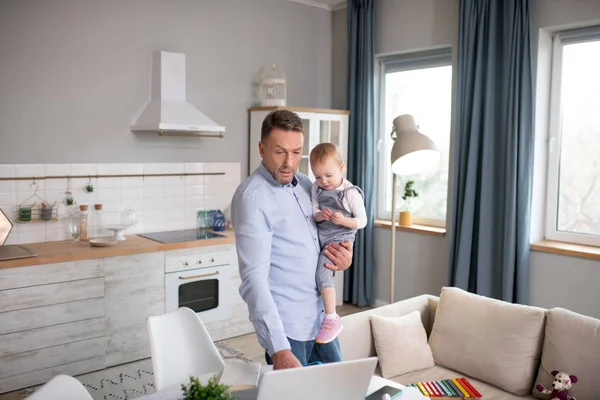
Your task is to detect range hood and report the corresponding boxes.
[131,51,225,137]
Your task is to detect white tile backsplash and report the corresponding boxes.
[0,162,239,245]
[15,164,44,178]
[0,165,16,178]
[70,163,97,176]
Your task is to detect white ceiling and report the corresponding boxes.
[288,0,347,11]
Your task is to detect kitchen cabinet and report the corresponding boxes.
[104,252,165,367]
[0,259,106,394]
[0,236,249,395]
[248,106,350,306]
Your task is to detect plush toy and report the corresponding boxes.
[536,370,578,400]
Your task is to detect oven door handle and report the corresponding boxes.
[179,271,220,280]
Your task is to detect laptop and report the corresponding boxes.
[235,357,378,400]
[0,208,36,262]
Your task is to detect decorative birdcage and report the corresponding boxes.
[259,64,287,107]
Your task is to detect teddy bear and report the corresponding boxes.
[536,370,578,400]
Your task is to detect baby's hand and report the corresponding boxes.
[331,212,344,225]
[322,209,333,220]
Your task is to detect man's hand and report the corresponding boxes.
[271,349,302,370]
[324,241,353,271]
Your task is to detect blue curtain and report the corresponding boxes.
[345,0,375,307]
[449,0,534,303]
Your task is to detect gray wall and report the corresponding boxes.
[333,0,600,319]
[0,0,332,177]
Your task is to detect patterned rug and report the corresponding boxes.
[21,343,255,400]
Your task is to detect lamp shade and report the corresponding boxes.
[390,114,441,176]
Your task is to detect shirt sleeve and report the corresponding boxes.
[231,191,290,356]
[311,182,321,217]
[345,187,368,229]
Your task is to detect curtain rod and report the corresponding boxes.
[0,172,225,181]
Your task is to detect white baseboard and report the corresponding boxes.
[375,299,389,307]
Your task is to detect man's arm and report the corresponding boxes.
[231,192,290,356]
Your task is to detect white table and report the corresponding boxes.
[137,374,427,400]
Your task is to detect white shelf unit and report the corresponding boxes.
[248,106,350,306]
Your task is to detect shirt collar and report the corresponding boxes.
[258,162,298,188]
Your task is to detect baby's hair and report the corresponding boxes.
[310,143,343,166]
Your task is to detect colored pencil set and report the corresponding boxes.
[405,377,482,398]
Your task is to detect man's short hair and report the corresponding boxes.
[261,110,304,141]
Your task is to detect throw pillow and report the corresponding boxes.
[531,307,600,400]
[427,287,546,396]
[369,311,434,378]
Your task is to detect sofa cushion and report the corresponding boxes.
[387,364,537,400]
[338,294,435,361]
[532,307,600,400]
[428,287,546,396]
[370,311,435,378]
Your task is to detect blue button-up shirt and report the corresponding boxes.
[231,163,323,356]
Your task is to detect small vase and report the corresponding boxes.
[19,207,32,222]
[399,211,412,226]
[41,207,53,221]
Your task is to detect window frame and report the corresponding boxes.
[375,48,452,228]
[545,26,600,247]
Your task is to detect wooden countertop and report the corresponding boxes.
[0,230,235,270]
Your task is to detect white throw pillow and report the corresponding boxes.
[369,311,435,378]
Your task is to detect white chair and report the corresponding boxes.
[27,374,93,400]
[146,307,226,391]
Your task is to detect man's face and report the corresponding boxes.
[259,128,304,185]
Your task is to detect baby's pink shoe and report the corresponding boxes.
[315,316,343,344]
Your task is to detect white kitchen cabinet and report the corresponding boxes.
[104,252,165,367]
[0,259,106,394]
[248,106,349,306]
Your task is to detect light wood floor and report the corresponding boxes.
[0,303,371,399]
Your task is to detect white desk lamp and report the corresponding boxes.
[389,114,441,304]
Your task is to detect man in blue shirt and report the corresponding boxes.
[231,110,353,370]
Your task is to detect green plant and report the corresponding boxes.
[181,376,234,400]
[402,180,419,209]
[65,196,75,206]
[84,184,94,193]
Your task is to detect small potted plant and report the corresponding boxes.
[180,376,234,400]
[41,202,54,221]
[399,180,419,226]
[84,183,95,193]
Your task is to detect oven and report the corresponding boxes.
[165,248,232,325]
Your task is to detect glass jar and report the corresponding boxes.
[64,211,82,242]
[89,204,105,239]
[197,210,213,231]
[79,205,89,241]
[121,205,136,227]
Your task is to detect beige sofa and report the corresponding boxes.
[338,287,599,400]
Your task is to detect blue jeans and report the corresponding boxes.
[265,337,343,366]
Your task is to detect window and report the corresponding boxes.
[546,27,600,247]
[376,49,452,226]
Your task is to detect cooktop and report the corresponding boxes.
[139,229,226,244]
